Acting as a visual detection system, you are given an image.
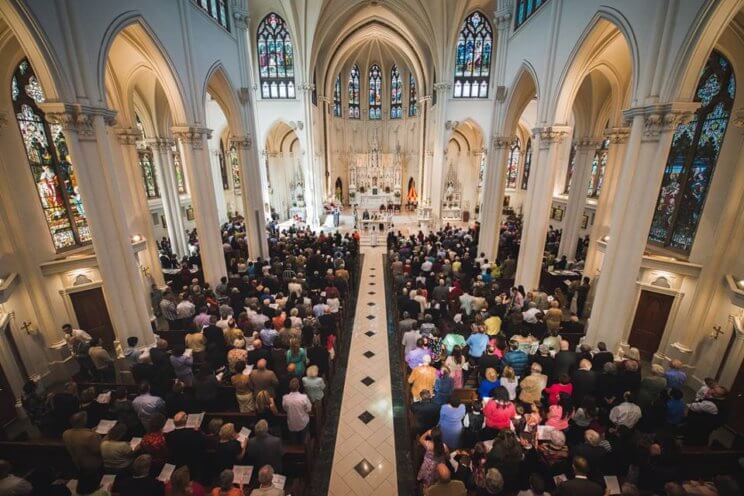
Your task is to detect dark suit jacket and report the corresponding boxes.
[411,400,440,434]
[591,351,614,371]
[166,427,206,471]
[554,351,578,379]
[571,369,598,405]
[112,475,165,496]
[244,433,283,473]
[556,477,604,496]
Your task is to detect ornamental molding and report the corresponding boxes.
[171,125,212,149]
[115,127,141,146]
[433,82,452,91]
[603,126,631,144]
[232,8,249,29]
[40,103,117,140]
[491,135,514,150]
[145,137,175,151]
[733,108,744,128]
[494,7,512,29]
[229,135,252,150]
[445,120,459,130]
[575,137,604,150]
[289,121,304,131]
[622,102,699,142]
[534,125,571,149]
[297,82,315,92]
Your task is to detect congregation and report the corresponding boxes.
[10,228,360,496]
[388,225,739,496]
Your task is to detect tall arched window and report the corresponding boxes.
[648,51,735,253]
[368,64,382,120]
[173,150,187,194]
[563,143,577,194]
[505,138,521,189]
[138,149,159,199]
[11,58,90,251]
[454,11,492,98]
[229,144,241,191]
[333,74,342,117]
[348,64,360,119]
[409,73,417,117]
[257,13,295,99]
[521,138,532,190]
[587,138,610,198]
[390,65,402,119]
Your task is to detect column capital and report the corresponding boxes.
[229,135,253,150]
[603,126,631,144]
[114,127,142,145]
[575,137,604,151]
[172,125,212,149]
[232,8,250,30]
[297,82,315,93]
[145,137,175,151]
[445,120,459,130]
[493,7,512,29]
[732,108,744,128]
[491,135,514,150]
[622,102,699,142]
[40,103,117,140]
[534,125,571,149]
[433,82,452,91]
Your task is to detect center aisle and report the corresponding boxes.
[328,246,398,496]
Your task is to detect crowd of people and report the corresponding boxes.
[14,227,359,496]
[388,224,739,496]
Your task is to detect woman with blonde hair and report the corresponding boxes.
[214,424,246,474]
[500,366,519,400]
[302,365,326,403]
[231,361,256,414]
[286,337,307,376]
[477,367,500,399]
[166,465,206,496]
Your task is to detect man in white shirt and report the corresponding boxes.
[609,392,642,429]
[522,302,541,324]
[282,378,312,443]
[62,324,92,346]
[402,324,422,355]
[176,295,196,321]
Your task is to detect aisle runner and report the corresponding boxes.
[327,247,398,496]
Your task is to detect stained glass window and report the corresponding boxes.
[648,51,735,253]
[11,58,90,251]
[454,11,492,98]
[587,138,610,198]
[194,0,229,30]
[138,149,159,199]
[368,64,382,120]
[219,141,229,190]
[230,144,241,192]
[348,64,360,119]
[409,73,417,117]
[563,143,576,194]
[173,151,187,194]
[390,65,402,119]
[521,138,532,190]
[506,138,521,189]
[333,74,342,117]
[515,0,548,29]
[257,13,295,99]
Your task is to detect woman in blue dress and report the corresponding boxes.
[438,396,466,449]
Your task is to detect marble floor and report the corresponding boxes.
[327,246,398,496]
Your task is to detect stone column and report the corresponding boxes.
[515,125,572,290]
[586,103,698,351]
[583,127,630,277]
[230,135,269,258]
[148,138,188,257]
[559,137,602,259]
[429,83,451,221]
[417,96,430,202]
[477,135,512,259]
[41,103,155,347]
[172,125,227,288]
[114,129,165,288]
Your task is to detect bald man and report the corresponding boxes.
[425,463,466,496]
[249,359,279,397]
[571,358,597,405]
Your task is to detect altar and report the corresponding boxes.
[348,134,403,208]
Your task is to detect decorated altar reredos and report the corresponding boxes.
[348,134,402,209]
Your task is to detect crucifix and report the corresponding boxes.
[20,321,33,334]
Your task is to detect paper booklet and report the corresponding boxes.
[100,474,116,491]
[605,476,621,495]
[233,465,254,485]
[94,419,116,435]
[163,419,176,433]
[129,436,142,450]
[237,427,251,444]
[184,348,193,357]
[242,364,255,376]
[272,474,287,490]
[186,412,205,429]
[537,425,555,441]
[157,463,175,483]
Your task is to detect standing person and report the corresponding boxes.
[63,324,95,379]
[576,277,591,319]
[0,460,33,495]
[282,378,312,443]
[170,344,194,387]
[62,412,102,476]
[438,398,466,450]
[249,465,284,496]
[160,290,180,330]
[88,338,115,382]
[417,428,449,490]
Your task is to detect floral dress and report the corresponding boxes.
[417,440,449,487]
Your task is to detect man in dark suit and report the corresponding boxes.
[556,456,604,496]
[410,390,440,435]
[165,411,205,476]
[530,346,555,384]
[112,454,165,496]
[560,313,585,335]
[591,342,614,371]
[571,359,598,406]
[571,430,607,480]
[554,340,579,379]
[246,339,272,367]
[244,419,283,473]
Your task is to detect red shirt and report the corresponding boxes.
[483,401,516,429]
[545,383,573,405]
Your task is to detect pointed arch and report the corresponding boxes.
[202,61,245,138]
[501,62,539,138]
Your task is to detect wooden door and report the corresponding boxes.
[69,287,116,352]
[628,290,674,360]
[726,359,744,436]
[0,361,17,427]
